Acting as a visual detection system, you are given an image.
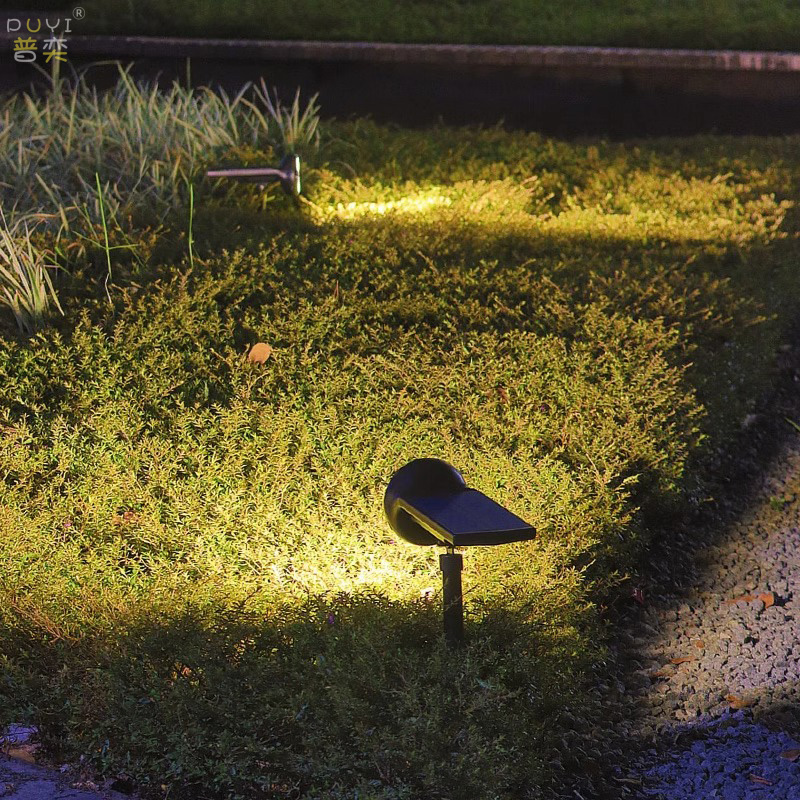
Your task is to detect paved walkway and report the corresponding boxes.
[1,15,799,71]
[1,30,799,72]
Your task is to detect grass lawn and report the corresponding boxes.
[1,75,800,798]
[24,0,800,50]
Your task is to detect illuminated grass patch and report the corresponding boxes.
[1,95,800,799]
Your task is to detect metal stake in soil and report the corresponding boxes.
[440,548,464,647]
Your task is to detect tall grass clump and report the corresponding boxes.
[0,68,320,325]
[0,209,63,333]
[0,67,320,243]
[253,80,321,155]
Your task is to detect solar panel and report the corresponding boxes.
[398,488,535,546]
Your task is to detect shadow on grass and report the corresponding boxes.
[2,592,592,800]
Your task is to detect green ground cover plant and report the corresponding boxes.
[1,74,800,799]
[43,0,800,51]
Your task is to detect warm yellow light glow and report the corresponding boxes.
[326,189,453,220]
[311,174,790,247]
[287,555,427,597]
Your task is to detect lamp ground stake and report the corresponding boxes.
[440,548,464,647]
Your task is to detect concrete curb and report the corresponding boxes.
[2,34,800,73]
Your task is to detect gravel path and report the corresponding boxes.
[0,755,116,800]
[0,728,132,800]
[625,439,800,799]
[549,339,800,800]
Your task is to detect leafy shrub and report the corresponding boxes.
[1,111,799,798]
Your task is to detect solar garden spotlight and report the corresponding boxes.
[206,154,302,201]
[384,458,536,647]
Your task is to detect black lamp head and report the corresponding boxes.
[384,458,536,548]
[279,154,302,199]
[206,153,302,201]
[384,458,467,546]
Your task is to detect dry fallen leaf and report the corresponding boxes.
[72,781,100,792]
[726,592,776,608]
[650,667,675,679]
[113,510,140,526]
[611,777,643,786]
[670,657,695,665]
[780,748,800,762]
[749,775,773,785]
[726,694,754,709]
[248,342,273,363]
[5,744,38,764]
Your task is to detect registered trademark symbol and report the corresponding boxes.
[73,6,85,19]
